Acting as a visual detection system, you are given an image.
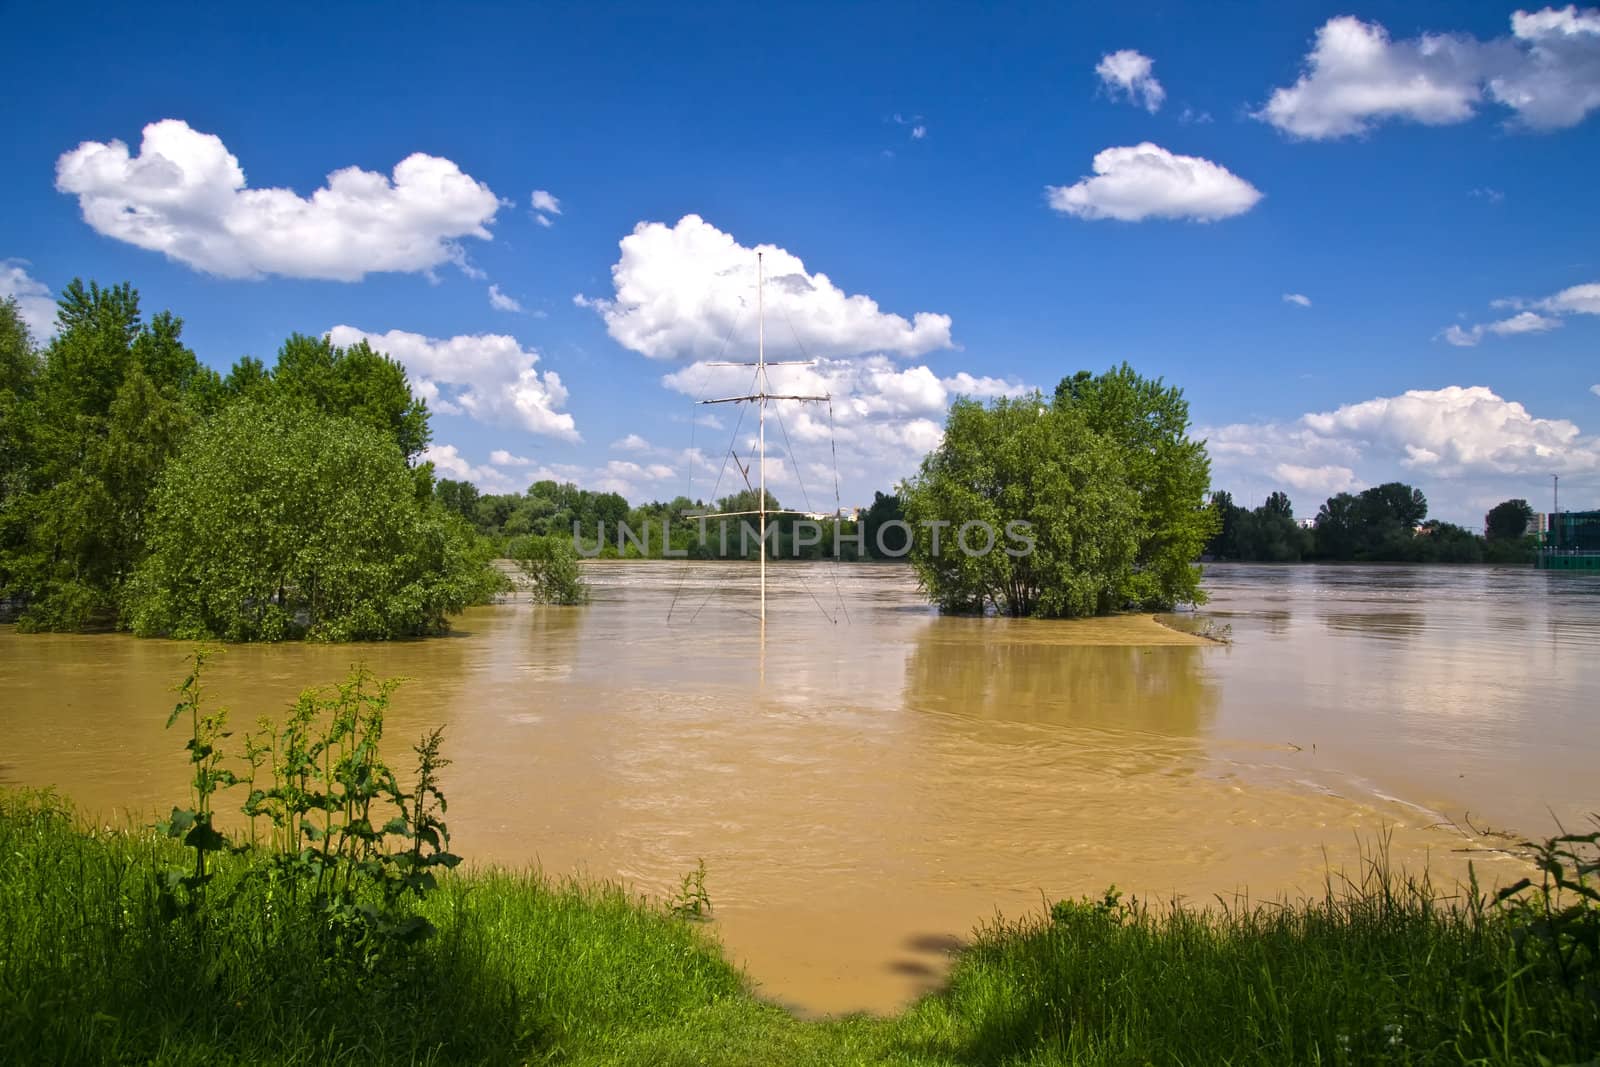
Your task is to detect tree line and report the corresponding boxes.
[0,285,501,640]
[434,478,913,560]
[1204,486,1538,565]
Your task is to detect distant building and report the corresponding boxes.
[1295,517,1316,530]
[801,507,861,522]
[1543,510,1600,552]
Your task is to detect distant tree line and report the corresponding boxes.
[433,478,912,561]
[0,286,502,640]
[1205,485,1538,565]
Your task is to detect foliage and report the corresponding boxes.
[1494,824,1600,1008]
[452,477,869,562]
[2,281,217,629]
[1055,364,1216,609]
[860,490,909,557]
[669,858,713,920]
[1210,482,1540,565]
[894,840,1599,1065]
[0,298,41,604]
[0,273,488,637]
[242,332,431,459]
[1486,498,1535,541]
[1314,482,1429,561]
[902,365,1213,617]
[509,531,590,604]
[903,393,1138,616]
[125,399,503,641]
[161,653,463,953]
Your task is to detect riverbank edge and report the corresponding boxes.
[2,788,1593,1066]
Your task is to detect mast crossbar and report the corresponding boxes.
[699,393,831,405]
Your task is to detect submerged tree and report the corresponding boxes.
[1054,364,1215,608]
[903,391,1143,617]
[508,532,588,605]
[905,365,1214,617]
[224,333,431,460]
[125,400,502,641]
[3,281,218,629]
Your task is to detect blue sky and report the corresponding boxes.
[5,1,1599,525]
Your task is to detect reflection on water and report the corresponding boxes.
[1323,610,1427,640]
[1,560,1594,1015]
[905,621,1218,735]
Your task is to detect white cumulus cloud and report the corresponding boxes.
[575,214,953,360]
[1283,292,1312,307]
[422,444,523,494]
[612,433,652,452]
[488,284,523,312]
[1046,143,1262,222]
[1096,49,1166,112]
[326,326,578,441]
[1539,281,1600,314]
[1273,463,1359,495]
[1204,384,1600,522]
[530,189,561,227]
[0,260,57,339]
[1256,8,1600,139]
[55,119,501,280]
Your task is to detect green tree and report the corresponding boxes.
[1205,490,1240,558]
[508,532,588,604]
[222,355,272,400]
[1235,500,1312,562]
[270,333,430,459]
[902,393,1141,617]
[0,298,42,602]
[435,478,482,523]
[1485,498,1534,541]
[125,400,502,642]
[5,282,207,629]
[1055,364,1215,608]
[860,491,907,558]
[1313,492,1361,560]
[1413,520,1484,563]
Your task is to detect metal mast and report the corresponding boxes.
[694,251,831,624]
[757,252,766,623]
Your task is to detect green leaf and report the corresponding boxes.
[184,820,226,852]
[159,807,196,838]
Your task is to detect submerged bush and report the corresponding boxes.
[509,531,588,605]
[124,399,505,641]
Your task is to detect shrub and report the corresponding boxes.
[124,399,505,641]
[509,531,589,605]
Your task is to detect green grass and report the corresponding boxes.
[2,790,1595,1065]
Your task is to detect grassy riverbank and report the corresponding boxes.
[2,790,1595,1065]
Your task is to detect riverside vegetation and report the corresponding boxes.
[1,658,1596,1065]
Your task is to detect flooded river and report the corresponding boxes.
[2,561,1597,1014]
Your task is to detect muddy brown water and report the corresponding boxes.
[2,561,1597,1014]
